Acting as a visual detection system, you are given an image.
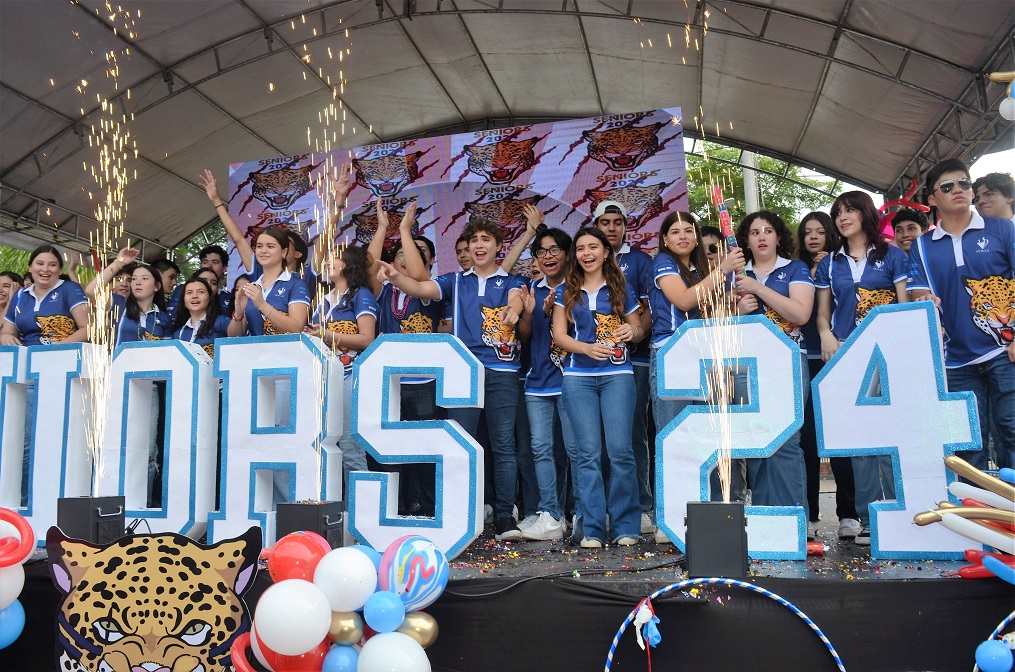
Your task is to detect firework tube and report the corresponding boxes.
[710,186,741,268]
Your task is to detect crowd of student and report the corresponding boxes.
[1,160,1012,549]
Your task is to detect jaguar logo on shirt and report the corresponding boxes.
[49,292,59,302]
[493,278,504,288]
[276,287,285,296]
[776,272,786,281]
[874,260,885,270]
[977,236,989,251]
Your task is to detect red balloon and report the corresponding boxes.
[267,532,332,583]
[229,633,258,672]
[255,627,332,671]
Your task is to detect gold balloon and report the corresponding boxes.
[396,611,439,649]
[329,611,364,646]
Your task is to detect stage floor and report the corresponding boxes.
[450,489,967,583]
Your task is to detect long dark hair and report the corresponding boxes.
[124,264,166,322]
[169,276,220,339]
[796,211,838,268]
[657,211,709,287]
[562,228,627,322]
[736,211,795,263]
[335,246,370,296]
[831,191,888,262]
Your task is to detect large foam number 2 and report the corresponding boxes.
[813,302,978,559]
[655,315,806,559]
[350,334,485,560]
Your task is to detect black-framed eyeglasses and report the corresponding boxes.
[707,244,719,254]
[935,178,972,194]
[534,246,563,258]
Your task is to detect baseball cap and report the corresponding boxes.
[592,200,627,221]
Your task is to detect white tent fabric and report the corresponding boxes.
[1,0,1013,256]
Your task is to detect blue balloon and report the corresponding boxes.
[363,590,406,634]
[0,599,25,650]
[975,639,1014,672]
[322,643,359,672]
[348,544,383,573]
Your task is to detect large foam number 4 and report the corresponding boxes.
[813,302,978,559]
[655,315,806,559]
[350,334,485,560]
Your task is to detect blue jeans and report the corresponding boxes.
[631,364,653,513]
[562,374,640,543]
[947,352,1015,471]
[514,385,538,517]
[853,455,895,527]
[525,394,579,519]
[448,369,520,519]
[650,348,746,503]
[737,354,808,513]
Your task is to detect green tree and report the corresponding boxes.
[170,221,228,280]
[685,142,837,233]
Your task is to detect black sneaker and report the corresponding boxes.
[494,516,522,542]
[855,526,871,546]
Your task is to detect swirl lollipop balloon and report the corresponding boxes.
[378,535,449,612]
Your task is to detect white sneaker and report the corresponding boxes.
[615,536,639,546]
[521,511,564,541]
[654,527,672,544]
[640,513,654,534]
[517,514,538,531]
[807,520,818,541]
[580,537,603,549]
[838,518,862,539]
[484,504,493,524]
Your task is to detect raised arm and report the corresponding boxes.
[376,260,441,301]
[500,204,543,273]
[397,201,429,282]
[658,249,744,312]
[84,247,139,300]
[365,196,393,296]
[315,162,354,272]
[200,169,252,272]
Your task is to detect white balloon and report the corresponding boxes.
[253,579,331,656]
[313,547,378,612]
[0,564,25,611]
[357,632,431,672]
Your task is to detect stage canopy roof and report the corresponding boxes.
[2,0,1013,257]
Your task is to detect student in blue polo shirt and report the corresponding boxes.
[796,212,860,541]
[378,217,526,541]
[513,225,578,542]
[647,212,746,521]
[307,245,379,482]
[85,248,171,346]
[551,227,645,548]
[734,211,813,517]
[367,199,446,516]
[227,225,310,337]
[594,199,655,534]
[169,276,231,357]
[910,158,1015,472]
[815,190,909,546]
[2,245,90,505]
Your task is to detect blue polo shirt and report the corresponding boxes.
[252,259,318,302]
[172,314,231,358]
[242,270,310,336]
[434,267,525,372]
[4,280,87,346]
[908,213,1015,368]
[524,278,567,395]
[111,294,171,346]
[648,254,701,346]
[554,282,639,376]
[312,286,379,376]
[814,245,908,340]
[616,244,653,365]
[377,283,443,336]
[740,257,814,353]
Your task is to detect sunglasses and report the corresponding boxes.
[707,244,719,254]
[534,246,563,258]
[935,178,972,194]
